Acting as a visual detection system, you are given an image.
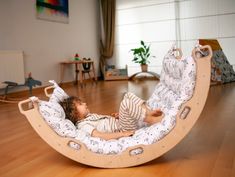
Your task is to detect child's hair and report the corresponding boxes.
[60,96,81,124]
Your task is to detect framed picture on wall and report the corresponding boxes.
[36,0,69,24]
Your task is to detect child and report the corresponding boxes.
[60,92,163,140]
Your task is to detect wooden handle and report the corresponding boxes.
[173,48,183,60]
[18,99,32,114]
[192,45,213,60]
[44,86,54,98]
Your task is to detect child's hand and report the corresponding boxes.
[121,130,135,137]
[111,112,119,119]
[151,109,163,117]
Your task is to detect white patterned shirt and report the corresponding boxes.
[76,113,120,135]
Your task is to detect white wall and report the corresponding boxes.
[0,0,100,88]
[115,0,235,76]
[179,0,235,64]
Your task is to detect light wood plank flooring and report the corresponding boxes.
[0,80,235,177]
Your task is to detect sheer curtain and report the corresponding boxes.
[115,0,178,76]
[115,0,235,76]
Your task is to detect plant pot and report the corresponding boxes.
[141,64,148,72]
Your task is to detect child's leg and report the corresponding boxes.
[122,92,145,106]
[118,92,146,131]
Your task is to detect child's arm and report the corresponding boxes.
[91,129,134,140]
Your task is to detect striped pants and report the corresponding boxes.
[118,92,147,131]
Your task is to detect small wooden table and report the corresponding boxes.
[60,60,97,85]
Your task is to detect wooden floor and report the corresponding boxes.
[0,80,235,177]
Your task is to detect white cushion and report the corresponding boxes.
[147,51,196,113]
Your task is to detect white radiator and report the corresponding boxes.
[0,51,25,89]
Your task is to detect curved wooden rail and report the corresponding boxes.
[18,45,212,168]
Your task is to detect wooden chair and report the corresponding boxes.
[81,58,96,84]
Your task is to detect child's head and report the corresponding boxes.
[60,96,89,124]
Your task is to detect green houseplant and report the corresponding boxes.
[130,40,154,72]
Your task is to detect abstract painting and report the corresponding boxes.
[36,0,69,23]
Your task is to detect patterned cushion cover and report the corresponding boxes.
[147,50,196,114]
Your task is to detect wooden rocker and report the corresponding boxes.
[0,73,42,103]
[18,45,212,168]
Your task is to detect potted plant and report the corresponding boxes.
[130,40,154,72]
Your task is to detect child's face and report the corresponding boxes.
[75,101,90,119]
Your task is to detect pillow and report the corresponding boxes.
[39,100,65,122]
[38,81,77,137]
[48,80,69,103]
[147,51,196,112]
[38,100,77,137]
